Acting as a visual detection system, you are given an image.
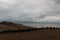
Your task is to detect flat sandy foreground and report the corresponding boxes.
[0,29,60,40]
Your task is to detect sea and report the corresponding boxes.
[20,22,60,28]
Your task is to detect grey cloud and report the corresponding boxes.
[0,0,60,22]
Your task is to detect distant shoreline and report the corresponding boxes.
[0,21,60,34]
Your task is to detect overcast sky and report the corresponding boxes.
[0,0,60,22]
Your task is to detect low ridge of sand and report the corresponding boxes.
[0,21,33,32]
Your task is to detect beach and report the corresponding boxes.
[0,22,60,40]
[0,29,60,40]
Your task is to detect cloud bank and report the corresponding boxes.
[0,0,60,22]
